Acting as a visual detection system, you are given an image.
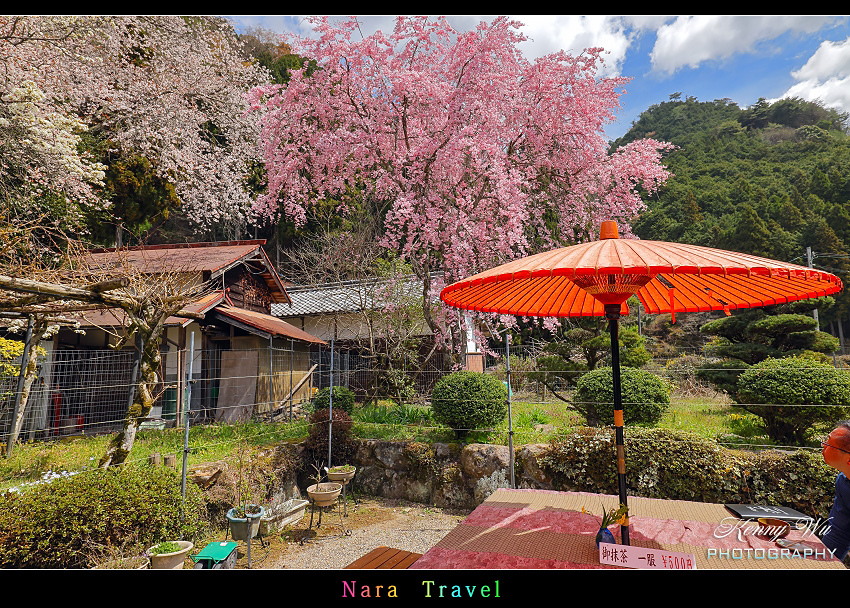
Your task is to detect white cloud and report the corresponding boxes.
[509,15,635,76]
[775,37,850,114]
[237,15,649,77]
[650,15,839,74]
[791,36,850,81]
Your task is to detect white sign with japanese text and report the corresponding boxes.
[598,543,697,570]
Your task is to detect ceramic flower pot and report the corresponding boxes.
[595,527,616,548]
[307,482,342,507]
[226,504,266,541]
[147,540,194,569]
[326,466,356,485]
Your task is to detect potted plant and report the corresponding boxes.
[226,503,266,541]
[87,534,151,569]
[306,462,342,507]
[582,503,629,548]
[226,442,266,541]
[146,540,194,569]
[326,464,356,484]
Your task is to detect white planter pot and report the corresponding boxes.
[147,540,193,570]
[259,499,309,536]
[326,467,356,485]
[307,482,342,507]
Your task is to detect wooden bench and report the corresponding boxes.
[344,546,422,569]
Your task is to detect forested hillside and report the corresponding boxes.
[614,95,850,332]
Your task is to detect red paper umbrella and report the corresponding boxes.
[442,221,842,320]
[440,221,843,545]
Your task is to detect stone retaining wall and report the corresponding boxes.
[336,439,554,509]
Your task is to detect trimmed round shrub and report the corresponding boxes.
[573,366,670,426]
[0,466,206,568]
[736,356,850,445]
[313,386,356,414]
[431,371,508,439]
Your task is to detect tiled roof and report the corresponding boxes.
[85,241,267,274]
[83,240,291,304]
[66,297,326,345]
[68,291,226,328]
[272,276,423,317]
[213,305,327,344]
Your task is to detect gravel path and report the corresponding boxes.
[267,497,470,569]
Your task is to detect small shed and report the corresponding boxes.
[271,275,485,395]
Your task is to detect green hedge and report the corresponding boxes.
[736,356,850,444]
[431,371,508,439]
[540,427,837,519]
[302,408,358,468]
[572,366,670,426]
[313,386,356,414]
[0,466,207,568]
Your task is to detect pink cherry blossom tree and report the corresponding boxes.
[1,16,267,235]
[250,16,674,353]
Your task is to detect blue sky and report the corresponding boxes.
[226,15,850,141]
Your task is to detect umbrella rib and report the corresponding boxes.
[480,279,528,314]
[557,280,587,317]
[572,240,605,275]
[537,276,569,317]
[461,279,519,313]
[509,277,557,316]
[662,274,703,311]
[637,279,666,314]
[535,276,575,318]
[446,281,494,312]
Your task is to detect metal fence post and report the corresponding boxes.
[268,336,274,413]
[289,339,294,422]
[328,338,334,469]
[181,331,195,515]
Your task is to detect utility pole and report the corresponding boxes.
[807,246,820,331]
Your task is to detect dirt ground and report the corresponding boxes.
[200,495,472,569]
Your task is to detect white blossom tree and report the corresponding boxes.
[1,15,269,235]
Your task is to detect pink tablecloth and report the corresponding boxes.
[410,488,844,570]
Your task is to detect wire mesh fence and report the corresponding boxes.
[2,342,849,451]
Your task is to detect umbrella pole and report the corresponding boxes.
[506,333,515,489]
[605,304,630,546]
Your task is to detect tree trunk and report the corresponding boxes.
[99,332,162,468]
[10,341,40,446]
[6,318,44,456]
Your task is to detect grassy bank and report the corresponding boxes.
[0,419,308,493]
[1,391,773,492]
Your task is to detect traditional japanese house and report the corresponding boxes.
[23,240,325,438]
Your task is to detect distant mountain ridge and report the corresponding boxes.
[614,95,850,328]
